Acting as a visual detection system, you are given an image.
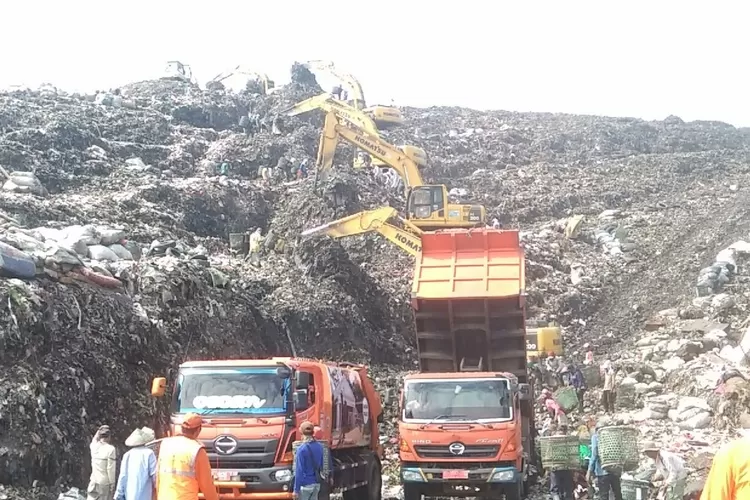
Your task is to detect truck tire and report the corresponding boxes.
[403,483,422,500]
[503,480,524,500]
[343,455,382,500]
[366,458,382,500]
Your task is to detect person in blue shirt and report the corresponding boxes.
[294,421,325,500]
[571,365,587,413]
[114,427,157,500]
[587,420,623,500]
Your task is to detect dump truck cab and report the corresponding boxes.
[398,229,535,500]
[151,358,383,500]
[399,371,531,500]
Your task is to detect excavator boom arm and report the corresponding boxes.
[301,207,423,256]
[283,94,379,136]
[319,112,423,187]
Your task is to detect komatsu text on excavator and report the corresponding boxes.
[315,112,485,230]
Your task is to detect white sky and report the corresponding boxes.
[2,1,749,125]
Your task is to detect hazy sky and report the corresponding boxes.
[3,1,749,125]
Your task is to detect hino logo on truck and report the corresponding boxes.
[214,435,239,455]
[394,234,421,253]
[448,442,466,455]
[354,135,387,158]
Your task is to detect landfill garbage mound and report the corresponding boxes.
[3,64,750,499]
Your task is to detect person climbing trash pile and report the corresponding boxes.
[540,389,569,427]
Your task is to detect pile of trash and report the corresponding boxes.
[4,63,750,499]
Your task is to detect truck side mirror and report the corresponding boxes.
[295,371,312,389]
[293,389,310,411]
[151,377,167,397]
[518,383,531,401]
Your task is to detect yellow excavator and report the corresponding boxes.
[207,66,276,95]
[316,111,485,230]
[303,60,404,128]
[282,93,427,168]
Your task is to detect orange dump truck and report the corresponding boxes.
[397,229,535,500]
[151,358,383,500]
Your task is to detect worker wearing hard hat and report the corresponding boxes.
[155,413,219,500]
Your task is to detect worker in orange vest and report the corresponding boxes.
[156,413,219,500]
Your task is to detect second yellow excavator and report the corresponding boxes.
[303,60,404,128]
[316,112,485,230]
[282,93,427,168]
[207,65,276,95]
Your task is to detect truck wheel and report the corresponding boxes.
[343,456,382,500]
[403,484,422,500]
[503,480,524,500]
[367,460,382,500]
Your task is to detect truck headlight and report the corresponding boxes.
[273,469,293,482]
[402,469,424,482]
[491,470,515,482]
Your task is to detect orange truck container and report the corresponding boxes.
[151,358,383,500]
[398,229,536,500]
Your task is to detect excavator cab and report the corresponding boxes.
[407,186,485,230]
[165,61,192,81]
[364,105,404,129]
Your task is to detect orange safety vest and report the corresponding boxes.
[157,435,204,500]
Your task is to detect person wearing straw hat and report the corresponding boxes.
[641,441,686,500]
[114,427,157,500]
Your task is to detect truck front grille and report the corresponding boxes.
[414,445,500,459]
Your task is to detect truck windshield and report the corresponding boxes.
[402,378,512,422]
[174,367,288,415]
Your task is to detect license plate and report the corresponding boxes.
[443,470,469,480]
[212,470,238,481]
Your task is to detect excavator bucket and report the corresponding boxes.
[412,229,524,301]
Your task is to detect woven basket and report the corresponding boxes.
[539,435,580,470]
[621,478,650,500]
[598,426,639,472]
[555,386,579,412]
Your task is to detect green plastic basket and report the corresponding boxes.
[555,386,579,412]
[539,435,580,471]
[598,426,639,472]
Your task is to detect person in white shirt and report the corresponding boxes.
[88,425,117,500]
[642,442,687,500]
